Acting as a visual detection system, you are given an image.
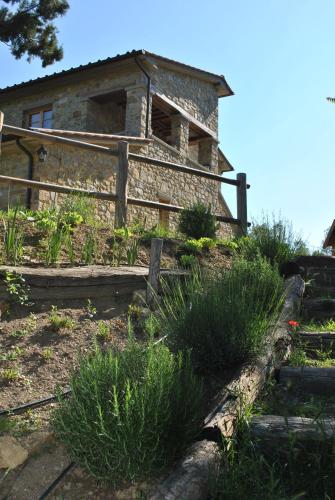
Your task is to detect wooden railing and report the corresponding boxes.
[0,111,250,234]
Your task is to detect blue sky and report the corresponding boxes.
[1,0,334,249]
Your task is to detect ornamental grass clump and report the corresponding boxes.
[53,341,203,486]
[158,257,285,371]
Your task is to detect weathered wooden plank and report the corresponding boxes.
[280,366,335,394]
[115,141,129,228]
[146,238,163,307]
[250,415,335,449]
[129,152,238,184]
[32,127,152,145]
[237,172,247,236]
[2,124,118,157]
[0,175,118,202]
[299,331,335,352]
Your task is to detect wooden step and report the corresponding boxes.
[280,366,335,394]
[302,298,335,321]
[298,331,335,353]
[250,415,335,451]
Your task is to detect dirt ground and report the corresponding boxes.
[0,304,130,409]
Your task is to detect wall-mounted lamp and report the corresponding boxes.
[37,145,48,162]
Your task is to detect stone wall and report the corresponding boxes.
[152,67,218,132]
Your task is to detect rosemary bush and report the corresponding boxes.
[158,257,285,371]
[238,215,308,269]
[53,341,203,486]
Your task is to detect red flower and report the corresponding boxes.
[288,320,300,328]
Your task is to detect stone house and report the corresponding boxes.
[324,220,335,256]
[0,49,236,237]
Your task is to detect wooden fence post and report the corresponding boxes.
[114,141,129,228]
[237,172,248,236]
[146,238,163,307]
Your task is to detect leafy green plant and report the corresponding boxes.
[198,237,216,250]
[10,329,28,339]
[41,348,54,360]
[178,202,217,239]
[49,306,75,331]
[182,238,203,254]
[60,193,95,225]
[85,299,97,319]
[2,206,23,265]
[158,257,284,371]
[179,254,197,269]
[1,368,20,383]
[96,321,110,341]
[4,272,31,306]
[53,341,203,486]
[1,346,24,361]
[216,238,239,252]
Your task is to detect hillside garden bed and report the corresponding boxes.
[0,210,309,498]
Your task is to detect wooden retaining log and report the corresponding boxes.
[0,265,186,306]
[298,331,335,352]
[250,415,335,450]
[302,298,335,321]
[280,366,335,394]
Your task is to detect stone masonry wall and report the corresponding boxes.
[152,67,218,133]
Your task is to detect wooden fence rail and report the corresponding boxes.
[0,113,250,233]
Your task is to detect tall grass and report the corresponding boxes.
[82,229,97,265]
[2,206,23,265]
[157,257,285,371]
[53,340,203,486]
[45,226,67,265]
[239,215,308,269]
[211,419,335,499]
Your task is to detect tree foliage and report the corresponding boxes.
[0,0,69,67]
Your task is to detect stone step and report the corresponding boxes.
[280,366,335,394]
[250,415,335,451]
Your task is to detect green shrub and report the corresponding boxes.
[178,202,217,239]
[180,254,198,268]
[53,341,203,486]
[158,258,284,371]
[239,215,308,268]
